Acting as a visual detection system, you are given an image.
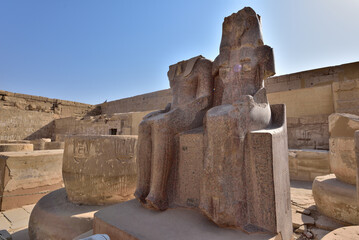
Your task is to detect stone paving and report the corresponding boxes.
[0,204,33,240]
[0,181,351,240]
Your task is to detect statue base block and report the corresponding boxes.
[93,200,281,240]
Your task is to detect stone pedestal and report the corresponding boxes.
[312,174,359,224]
[164,105,292,240]
[28,135,138,240]
[63,135,137,205]
[322,226,359,240]
[131,7,291,240]
[313,113,359,224]
[29,188,105,240]
[93,200,280,240]
[0,150,63,210]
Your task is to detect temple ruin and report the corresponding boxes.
[0,6,358,240]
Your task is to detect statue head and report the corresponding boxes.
[215,7,275,102]
[220,7,263,52]
[167,55,203,88]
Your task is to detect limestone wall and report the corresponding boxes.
[98,61,359,150]
[266,61,359,149]
[53,111,151,140]
[0,90,100,140]
[101,89,172,114]
[3,61,359,148]
[0,108,55,140]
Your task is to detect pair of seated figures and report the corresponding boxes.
[134,7,289,234]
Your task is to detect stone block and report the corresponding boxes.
[328,113,359,185]
[0,144,33,152]
[93,200,280,240]
[312,174,359,225]
[28,188,105,240]
[44,141,64,150]
[30,138,51,150]
[288,149,330,181]
[242,105,291,239]
[63,135,137,205]
[292,211,314,228]
[0,150,63,210]
[168,127,204,208]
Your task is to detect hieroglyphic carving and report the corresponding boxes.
[73,139,89,163]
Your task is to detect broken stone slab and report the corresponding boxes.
[296,208,311,216]
[312,174,359,225]
[292,210,315,228]
[63,135,137,205]
[0,143,33,152]
[28,188,106,240]
[322,226,359,240]
[0,150,63,210]
[310,228,330,240]
[294,225,306,233]
[93,200,281,240]
[314,215,349,231]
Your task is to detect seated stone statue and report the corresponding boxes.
[134,55,213,210]
[200,7,276,229]
[133,8,292,240]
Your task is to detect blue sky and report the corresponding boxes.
[1,0,358,104]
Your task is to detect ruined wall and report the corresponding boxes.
[266,61,359,150]
[0,90,100,140]
[3,61,359,147]
[53,111,151,140]
[0,108,55,140]
[98,61,359,150]
[101,89,172,114]
[267,85,333,150]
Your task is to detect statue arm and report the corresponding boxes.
[185,60,213,111]
[143,103,172,120]
[256,45,275,79]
